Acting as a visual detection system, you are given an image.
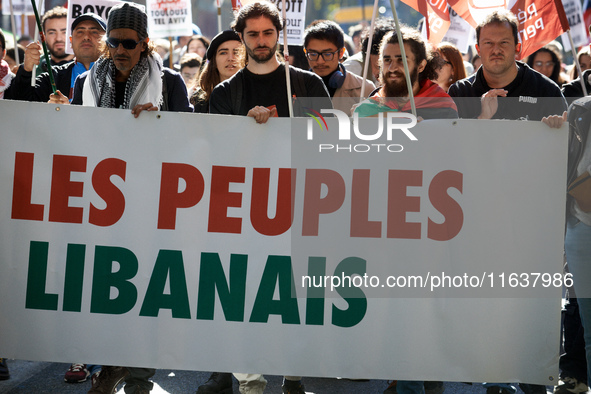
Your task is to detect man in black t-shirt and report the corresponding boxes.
[448,10,566,128]
[209,1,331,123]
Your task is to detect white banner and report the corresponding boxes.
[146,0,193,39]
[2,0,33,15]
[0,100,567,385]
[441,7,476,54]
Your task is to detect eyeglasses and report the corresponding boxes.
[534,61,555,68]
[106,37,142,50]
[305,49,340,61]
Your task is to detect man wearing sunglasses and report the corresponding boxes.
[209,1,330,124]
[11,12,105,102]
[68,2,192,116]
[303,19,374,115]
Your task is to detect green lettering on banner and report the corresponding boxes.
[250,255,300,324]
[305,256,326,325]
[63,244,86,312]
[332,257,367,328]
[197,253,247,321]
[140,250,191,319]
[90,246,138,314]
[25,241,58,311]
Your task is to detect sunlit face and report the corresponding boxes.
[44,17,68,60]
[240,16,278,64]
[188,39,206,58]
[216,39,242,81]
[107,28,146,77]
[532,51,554,78]
[476,22,521,77]
[381,42,425,97]
[181,66,200,86]
[305,38,343,77]
[70,20,104,65]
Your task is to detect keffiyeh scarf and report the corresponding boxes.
[82,54,163,109]
[0,60,14,99]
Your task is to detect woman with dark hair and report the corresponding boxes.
[436,42,467,92]
[191,30,244,113]
[570,46,591,80]
[185,35,211,59]
[527,46,567,86]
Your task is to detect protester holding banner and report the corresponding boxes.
[209,1,331,123]
[0,28,15,100]
[302,19,375,115]
[354,27,458,120]
[448,10,567,128]
[69,2,192,116]
[191,29,243,113]
[12,12,106,103]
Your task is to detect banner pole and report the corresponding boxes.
[8,0,19,65]
[567,30,588,97]
[359,0,379,99]
[389,0,416,117]
[282,0,293,118]
[30,0,57,94]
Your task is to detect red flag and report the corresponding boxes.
[509,0,569,59]
[447,0,507,28]
[231,0,242,12]
[401,0,451,44]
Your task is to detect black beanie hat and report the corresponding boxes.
[107,2,148,39]
[206,29,241,61]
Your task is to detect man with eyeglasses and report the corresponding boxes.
[11,12,105,102]
[68,2,192,116]
[303,19,374,114]
[448,10,566,128]
[209,1,330,124]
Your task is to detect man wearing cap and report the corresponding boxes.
[68,2,192,115]
[11,12,105,102]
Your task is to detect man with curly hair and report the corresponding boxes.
[354,26,458,120]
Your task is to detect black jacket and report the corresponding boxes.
[448,61,567,121]
[11,61,75,102]
[562,69,591,106]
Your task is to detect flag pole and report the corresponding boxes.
[388,0,416,117]
[567,30,588,97]
[216,0,222,33]
[359,0,379,99]
[30,0,57,94]
[31,0,43,85]
[282,0,293,118]
[8,0,19,65]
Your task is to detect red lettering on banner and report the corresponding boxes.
[48,155,87,224]
[302,169,346,236]
[11,152,44,221]
[89,159,127,227]
[428,170,463,241]
[158,163,205,230]
[208,166,246,234]
[387,170,422,239]
[250,168,296,236]
[350,169,381,238]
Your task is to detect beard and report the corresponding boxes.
[245,42,277,64]
[382,65,419,98]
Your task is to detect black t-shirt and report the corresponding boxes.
[242,66,290,117]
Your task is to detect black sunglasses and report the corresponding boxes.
[106,37,142,50]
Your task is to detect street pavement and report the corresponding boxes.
[0,359,552,393]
